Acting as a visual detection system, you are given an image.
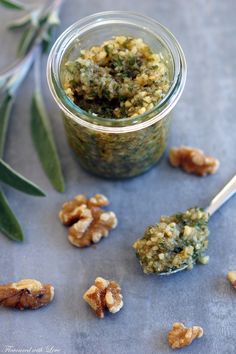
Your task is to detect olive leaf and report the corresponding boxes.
[0,94,14,158]
[7,48,35,96]
[42,26,54,53]
[0,95,24,242]
[0,190,24,241]
[0,159,45,196]
[8,13,31,30]
[31,89,65,193]
[17,26,38,57]
[0,0,24,10]
[0,92,24,242]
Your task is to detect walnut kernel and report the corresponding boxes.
[227,271,236,289]
[83,277,123,318]
[0,279,54,310]
[168,322,203,349]
[169,146,219,176]
[59,194,118,247]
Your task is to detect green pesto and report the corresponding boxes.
[61,36,172,178]
[63,113,171,178]
[133,208,210,274]
[62,36,170,119]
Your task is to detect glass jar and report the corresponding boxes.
[47,11,187,178]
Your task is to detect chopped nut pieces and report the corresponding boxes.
[59,194,118,247]
[0,279,54,310]
[83,277,123,318]
[168,322,203,349]
[227,271,236,289]
[169,146,219,176]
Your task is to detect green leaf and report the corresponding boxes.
[31,90,65,193]
[8,13,31,30]
[0,96,24,242]
[0,190,23,241]
[0,94,13,158]
[17,26,38,57]
[0,159,46,196]
[42,26,54,53]
[7,50,35,96]
[0,0,24,10]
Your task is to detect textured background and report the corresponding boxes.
[0,1,236,353]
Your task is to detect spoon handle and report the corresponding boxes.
[205,175,236,216]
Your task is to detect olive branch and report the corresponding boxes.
[0,0,64,242]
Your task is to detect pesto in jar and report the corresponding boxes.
[62,112,171,178]
[133,208,210,274]
[63,36,170,118]
[60,36,173,178]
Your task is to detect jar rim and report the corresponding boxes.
[47,11,187,133]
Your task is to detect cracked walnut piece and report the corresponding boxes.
[169,146,219,176]
[83,277,123,318]
[0,279,54,310]
[59,194,118,247]
[227,271,236,289]
[168,322,203,349]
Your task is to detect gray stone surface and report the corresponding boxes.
[0,1,236,353]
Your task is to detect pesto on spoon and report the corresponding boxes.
[133,175,236,275]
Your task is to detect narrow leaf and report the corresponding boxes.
[7,49,35,96]
[8,13,31,30]
[39,13,49,27]
[31,90,65,192]
[0,0,24,10]
[17,26,38,57]
[0,159,46,196]
[0,94,13,158]
[42,26,54,53]
[0,190,23,241]
[0,97,24,242]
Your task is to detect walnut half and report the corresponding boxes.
[59,194,118,247]
[168,322,203,349]
[169,146,219,176]
[0,279,54,310]
[83,277,123,318]
[227,271,236,289]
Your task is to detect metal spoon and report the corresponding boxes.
[159,174,236,276]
